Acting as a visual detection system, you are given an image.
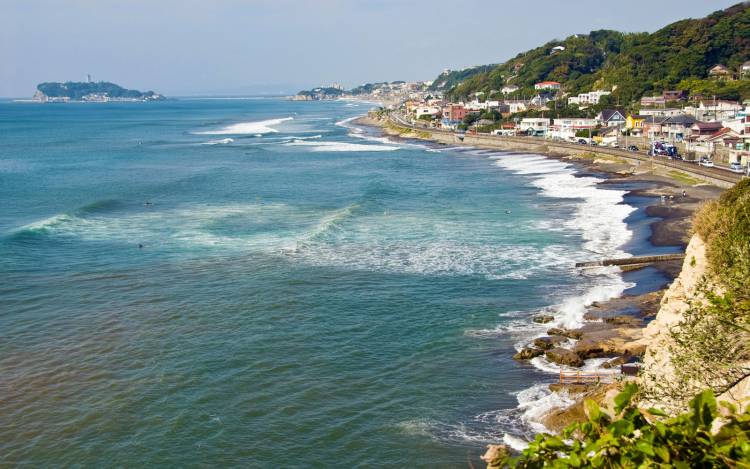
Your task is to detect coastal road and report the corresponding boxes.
[388,113,744,187]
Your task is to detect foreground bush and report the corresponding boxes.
[493,384,750,468]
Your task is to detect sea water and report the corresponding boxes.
[0,98,634,467]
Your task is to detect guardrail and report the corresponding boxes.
[559,370,615,384]
[388,114,742,187]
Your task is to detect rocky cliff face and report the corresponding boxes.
[638,234,750,413]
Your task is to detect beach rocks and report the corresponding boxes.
[481,445,510,469]
[604,315,642,327]
[572,339,607,358]
[546,347,584,367]
[532,314,555,324]
[533,336,566,350]
[602,356,630,369]
[547,327,584,340]
[513,347,544,360]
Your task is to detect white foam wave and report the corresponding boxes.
[284,140,399,152]
[195,117,293,135]
[201,138,234,145]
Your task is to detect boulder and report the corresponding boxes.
[602,356,630,369]
[513,347,544,360]
[603,315,642,327]
[533,336,566,350]
[546,347,585,367]
[481,445,510,469]
[532,314,554,324]
[547,327,584,340]
[572,339,607,358]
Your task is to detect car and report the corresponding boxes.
[627,145,639,152]
[699,158,714,168]
[577,138,588,145]
[730,162,745,173]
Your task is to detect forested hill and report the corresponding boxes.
[437,2,750,103]
[36,81,163,100]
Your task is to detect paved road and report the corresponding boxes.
[389,113,744,186]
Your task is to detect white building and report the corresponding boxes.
[501,85,519,94]
[505,100,529,113]
[534,81,561,91]
[568,90,611,106]
[550,118,599,140]
[415,106,441,119]
[518,118,550,136]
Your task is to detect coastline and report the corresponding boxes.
[348,113,722,438]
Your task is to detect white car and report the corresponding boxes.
[699,158,714,168]
[729,162,746,173]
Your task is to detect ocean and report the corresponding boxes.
[1,97,645,467]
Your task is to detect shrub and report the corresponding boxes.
[493,384,750,468]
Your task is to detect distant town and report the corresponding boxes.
[297,61,750,170]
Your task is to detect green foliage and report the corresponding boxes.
[441,3,750,104]
[494,386,750,468]
[37,81,159,99]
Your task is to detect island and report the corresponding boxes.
[32,81,165,102]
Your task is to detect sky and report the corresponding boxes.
[0,0,741,97]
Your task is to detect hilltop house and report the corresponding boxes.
[709,64,732,80]
[663,90,687,101]
[640,95,666,107]
[568,90,611,106]
[742,61,750,78]
[534,81,561,91]
[597,109,626,127]
[697,100,743,120]
[501,85,519,94]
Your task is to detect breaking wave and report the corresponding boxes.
[194,117,293,135]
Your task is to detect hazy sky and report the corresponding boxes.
[0,0,740,97]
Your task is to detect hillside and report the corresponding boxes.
[439,2,750,103]
[36,81,163,101]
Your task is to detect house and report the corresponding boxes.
[643,116,669,139]
[742,61,750,78]
[442,104,466,122]
[661,115,697,142]
[626,115,647,135]
[662,90,687,102]
[534,81,561,91]
[568,90,611,106]
[415,106,441,119]
[708,64,732,80]
[492,122,518,136]
[519,118,550,136]
[640,95,666,107]
[698,100,743,120]
[597,109,626,127]
[639,108,684,118]
[505,100,529,113]
[501,85,519,94]
[550,45,566,54]
[690,121,724,138]
[550,118,598,140]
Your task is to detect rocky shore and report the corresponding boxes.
[352,113,724,432]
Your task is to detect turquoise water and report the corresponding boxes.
[0,98,632,467]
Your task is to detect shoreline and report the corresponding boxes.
[349,113,722,437]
